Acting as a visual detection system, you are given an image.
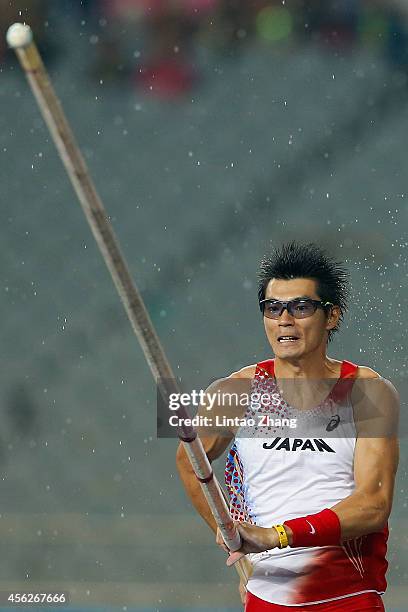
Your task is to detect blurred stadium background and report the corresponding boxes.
[0,0,407,610]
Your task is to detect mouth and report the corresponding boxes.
[277,335,300,344]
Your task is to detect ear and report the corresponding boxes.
[325,305,341,330]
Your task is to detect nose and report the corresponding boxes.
[278,308,294,327]
[278,307,295,324]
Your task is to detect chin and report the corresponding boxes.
[275,347,303,359]
[275,346,303,358]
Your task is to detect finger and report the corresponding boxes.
[226,551,245,566]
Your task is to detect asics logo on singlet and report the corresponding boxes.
[262,437,335,452]
[326,414,340,431]
[306,520,316,534]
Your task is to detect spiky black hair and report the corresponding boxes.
[257,241,350,343]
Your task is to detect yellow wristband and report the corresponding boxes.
[273,524,289,549]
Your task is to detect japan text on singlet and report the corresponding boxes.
[225,359,388,606]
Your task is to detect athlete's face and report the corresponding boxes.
[263,278,340,359]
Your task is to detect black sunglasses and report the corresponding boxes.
[259,298,333,320]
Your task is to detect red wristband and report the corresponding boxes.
[284,508,341,547]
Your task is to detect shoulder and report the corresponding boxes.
[228,364,257,379]
[203,365,255,395]
[354,366,398,403]
[204,364,256,395]
[351,366,399,431]
[328,359,380,379]
[355,365,381,379]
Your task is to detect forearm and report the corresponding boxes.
[331,490,390,541]
[176,444,218,533]
[281,490,389,549]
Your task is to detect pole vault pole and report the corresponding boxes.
[6,22,251,582]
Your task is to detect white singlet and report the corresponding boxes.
[225,359,388,606]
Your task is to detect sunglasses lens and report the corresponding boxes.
[291,300,316,318]
[263,302,282,319]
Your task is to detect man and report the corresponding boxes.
[176,241,399,611]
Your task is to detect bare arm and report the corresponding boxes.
[176,432,233,533]
[176,367,254,533]
[331,376,399,540]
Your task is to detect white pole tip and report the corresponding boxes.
[6,23,33,49]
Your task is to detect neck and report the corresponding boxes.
[274,352,338,379]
